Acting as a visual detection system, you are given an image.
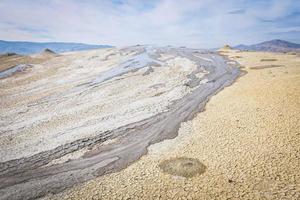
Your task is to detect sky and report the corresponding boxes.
[0,0,299,48]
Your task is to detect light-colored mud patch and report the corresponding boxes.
[0,64,31,78]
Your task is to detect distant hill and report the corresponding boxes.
[234,39,300,52]
[0,40,113,55]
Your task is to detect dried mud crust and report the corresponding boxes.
[42,50,300,200]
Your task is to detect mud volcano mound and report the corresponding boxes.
[159,157,206,178]
[222,45,234,50]
[33,48,57,59]
[0,52,17,57]
[43,48,56,54]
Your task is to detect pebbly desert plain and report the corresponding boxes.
[0,45,299,200]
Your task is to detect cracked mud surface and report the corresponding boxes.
[41,50,300,200]
[0,46,239,200]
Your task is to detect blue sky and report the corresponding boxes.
[0,0,299,48]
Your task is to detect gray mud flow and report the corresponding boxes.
[0,46,240,200]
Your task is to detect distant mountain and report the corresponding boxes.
[234,39,300,52]
[0,40,113,55]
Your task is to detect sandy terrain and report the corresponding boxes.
[41,49,300,200]
[0,46,239,199]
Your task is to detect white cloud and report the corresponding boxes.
[0,0,299,48]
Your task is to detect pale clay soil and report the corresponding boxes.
[42,50,300,200]
[0,47,200,162]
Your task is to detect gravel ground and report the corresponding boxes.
[43,49,300,200]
